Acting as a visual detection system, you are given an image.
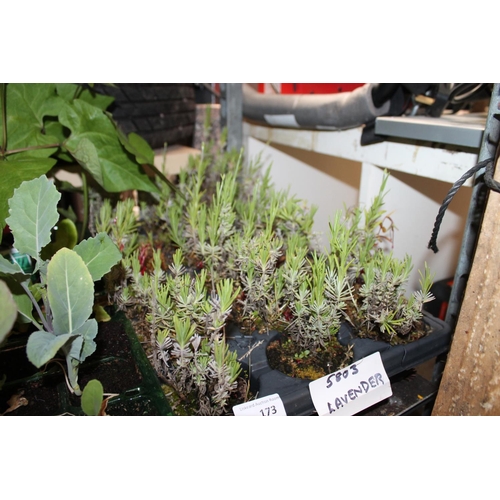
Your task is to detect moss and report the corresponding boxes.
[267,334,353,381]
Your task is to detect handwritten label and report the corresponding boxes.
[233,393,287,416]
[309,352,392,416]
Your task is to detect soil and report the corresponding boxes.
[266,335,353,381]
[353,319,431,345]
[0,316,158,416]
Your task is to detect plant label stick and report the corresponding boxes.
[232,393,287,416]
[309,352,392,416]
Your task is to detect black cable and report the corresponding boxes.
[428,158,494,253]
[484,160,500,193]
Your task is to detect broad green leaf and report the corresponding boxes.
[59,99,159,193]
[0,83,63,159]
[66,318,98,363]
[40,218,78,261]
[70,137,103,186]
[0,280,17,344]
[0,158,57,232]
[12,291,36,325]
[5,175,61,258]
[81,379,104,416]
[47,248,94,335]
[73,232,122,281]
[55,84,115,111]
[26,330,75,368]
[78,319,98,362]
[54,83,82,102]
[113,126,180,196]
[117,130,155,165]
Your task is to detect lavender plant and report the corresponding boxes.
[114,241,243,415]
[326,170,435,343]
[101,137,436,406]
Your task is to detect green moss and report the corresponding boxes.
[267,334,353,381]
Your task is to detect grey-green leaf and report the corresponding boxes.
[0,254,24,275]
[73,232,122,281]
[81,379,104,416]
[5,175,61,259]
[26,330,75,368]
[0,280,17,344]
[0,158,57,233]
[47,248,94,335]
[0,276,36,325]
[66,319,98,363]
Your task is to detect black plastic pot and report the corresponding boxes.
[337,312,452,378]
[0,312,173,416]
[226,326,315,416]
[226,312,451,416]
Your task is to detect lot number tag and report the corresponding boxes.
[233,393,287,416]
[309,352,392,416]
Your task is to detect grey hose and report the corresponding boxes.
[242,83,391,130]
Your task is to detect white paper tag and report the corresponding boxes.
[309,352,392,416]
[232,393,287,416]
[263,114,300,128]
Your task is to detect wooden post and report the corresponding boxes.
[432,156,500,415]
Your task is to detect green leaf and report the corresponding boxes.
[11,290,36,325]
[73,232,122,281]
[0,158,57,233]
[55,84,115,111]
[5,174,61,259]
[93,304,111,322]
[81,379,104,416]
[117,130,154,165]
[59,99,159,193]
[47,248,94,335]
[26,330,75,368]
[70,137,103,186]
[0,279,17,344]
[0,83,63,159]
[0,275,36,325]
[40,218,79,261]
[66,319,98,363]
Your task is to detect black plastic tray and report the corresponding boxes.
[0,312,173,416]
[337,312,452,378]
[226,312,452,416]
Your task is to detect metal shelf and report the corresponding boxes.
[375,112,487,149]
[244,120,479,185]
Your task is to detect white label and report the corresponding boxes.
[263,114,300,128]
[232,393,287,416]
[309,352,392,416]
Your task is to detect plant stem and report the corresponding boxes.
[4,143,60,156]
[79,172,89,241]
[1,83,6,156]
[72,84,83,101]
[20,281,52,333]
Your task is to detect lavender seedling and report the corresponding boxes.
[95,198,139,257]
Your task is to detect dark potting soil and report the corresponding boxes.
[266,336,353,381]
[0,318,145,416]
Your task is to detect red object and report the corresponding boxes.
[257,83,365,94]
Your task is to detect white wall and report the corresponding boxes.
[246,136,472,294]
[359,163,472,292]
[247,137,361,251]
